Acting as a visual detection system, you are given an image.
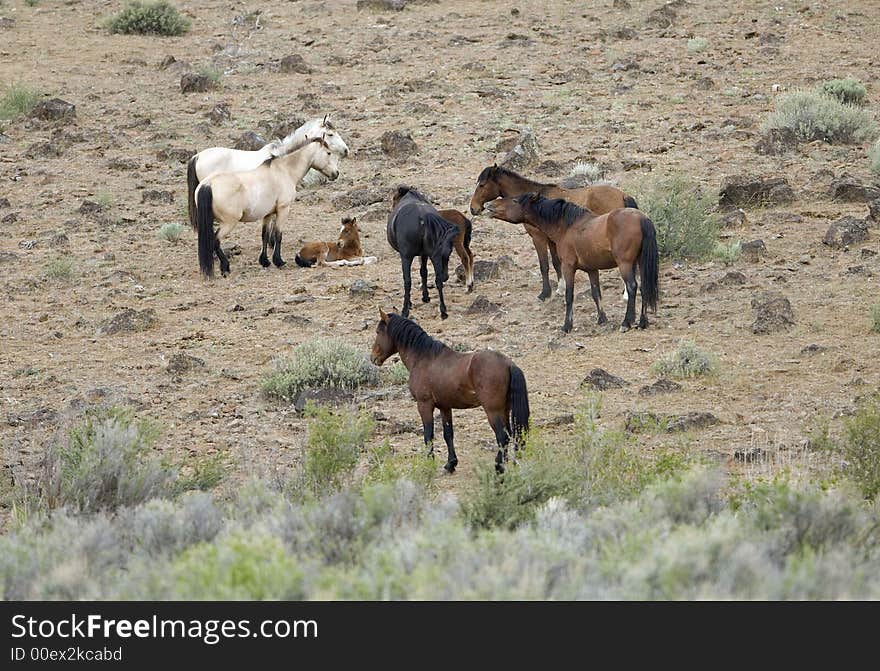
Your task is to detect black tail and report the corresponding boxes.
[462,214,472,251]
[639,216,659,313]
[508,364,530,444]
[623,195,639,209]
[295,254,314,268]
[187,156,199,230]
[196,185,215,278]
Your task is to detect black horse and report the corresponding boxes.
[387,186,459,319]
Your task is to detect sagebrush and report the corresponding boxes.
[819,78,867,106]
[105,1,190,36]
[760,89,877,145]
[157,222,184,242]
[870,140,880,175]
[651,339,718,378]
[0,84,40,121]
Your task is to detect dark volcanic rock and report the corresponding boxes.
[823,216,868,249]
[232,132,266,151]
[180,73,217,94]
[280,54,313,74]
[455,256,514,283]
[294,387,355,412]
[167,353,206,374]
[638,378,682,396]
[24,142,62,159]
[496,127,538,171]
[666,412,720,433]
[754,127,799,155]
[78,200,104,216]
[349,280,377,296]
[581,368,628,391]
[357,0,407,9]
[142,190,174,204]
[207,103,231,125]
[331,187,386,211]
[719,175,795,209]
[97,309,158,336]
[751,291,795,334]
[156,147,193,163]
[465,295,502,315]
[30,98,76,123]
[740,239,767,261]
[720,208,747,228]
[867,198,880,225]
[830,175,880,203]
[380,130,418,157]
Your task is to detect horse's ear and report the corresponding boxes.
[323,113,329,125]
[529,192,540,203]
[379,309,389,322]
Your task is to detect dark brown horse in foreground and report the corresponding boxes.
[485,193,659,333]
[469,164,638,300]
[370,310,530,474]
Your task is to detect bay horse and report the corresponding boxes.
[387,186,459,320]
[469,164,638,300]
[370,310,530,473]
[187,115,348,229]
[485,193,659,333]
[437,209,475,292]
[195,136,340,277]
[294,217,377,267]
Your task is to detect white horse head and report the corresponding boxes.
[278,115,349,158]
[309,135,340,181]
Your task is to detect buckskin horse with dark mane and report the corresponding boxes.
[469,164,639,300]
[485,193,659,334]
[370,310,530,474]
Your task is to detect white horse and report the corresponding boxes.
[195,136,340,278]
[186,114,349,228]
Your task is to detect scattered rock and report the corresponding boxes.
[6,407,59,428]
[861,248,877,258]
[357,0,407,9]
[0,251,19,263]
[267,117,307,141]
[867,198,880,225]
[751,291,795,334]
[24,142,62,159]
[842,265,873,277]
[800,343,827,355]
[613,0,631,8]
[0,198,9,209]
[666,412,720,433]
[156,147,192,163]
[496,127,539,171]
[233,131,267,151]
[721,270,747,285]
[331,187,386,211]
[280,54,313,74]
[734,447,766,463]
[829,175,880,203]
[207,103,231,125]
[624,410,662,433]
[2,212,19,224]
[141,190,174,204]
[294,387,354,412]
[540,414,575,427]
[720,208,747,228]
[719,175,795,209]
[645,2,678,28]
[380,130,418,157]
[78,200,104,216]
[754,127,799,155]
[0,17,16,30]
[581,368,628,391]
[455,256,514,283]
[465,295,502,315]
[180,73,217,94]
[30,98,76,123]
[740,239,767,262]
[106,157,139,171]
[97,308,158,336]
[167,353,206,374]
[50,232,69,249]
[823,216,868,249]
[638,378,682,396]
[350,279,377,296]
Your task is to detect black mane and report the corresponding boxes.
[386,313,447,357]
[395,185,431,203]
[517,193,587,227]
[478,165,549,186]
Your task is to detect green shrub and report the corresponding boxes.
[712,240,741,265]
[633,174,718,260]
[175,453,227,492]
[840,397,880,500]
[650,339,718,378]
[157,222,184,242]
[365,440,436,490]
[870,139,880,175]
[0,83,40,121]
[871,303,880,333]
[43,256,75,281]
[760,90,877,145]
[381,361,409,386]
[42,408,175,513]
[262,339,379,402]
[105,1,190,36]
[302,404,373,494]
[819,78,867,106]
[687,37,708,53]
[198,65,222,85]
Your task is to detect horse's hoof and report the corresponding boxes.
[538,292,549,302]
[273,260,286,268]
[619,324,632,333]
[422,296,431,303]
[637,318,649,330]
[440,312,449,320]
[494,462,505,475]
[444,460,457,473]
[561,324,572,334]
[258,255,270,268]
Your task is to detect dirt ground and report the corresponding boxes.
[1,0,878,509]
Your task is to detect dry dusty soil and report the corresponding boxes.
[1,0,879,513]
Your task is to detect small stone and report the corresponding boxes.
[167,353,206,374]
[581,368,628,391]
[455,256,514,283]
[823,216,868,249]
[156,147,193,163]
[349,279,377,296]
[800,344,827,355]
[718,175,795,209]
[751,291,795,334]
[279,54,313,74]
[294,387,354,412]
[233,131,266,151]
[207,103,231,125]
[180,73,217,94]
[638,378,682,396]
[78,200,104,216]
[97,308,158,336]
[30,98,76,123]
[141,190,174,204]
[465,295,502,315]
[740,239,767,261]
[496,127,539,171]
[829,175,880,203]
[720,208,747,228]
[380,130,418,157]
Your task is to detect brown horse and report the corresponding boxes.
[469,164,638,300]
[437,209,475,292]
[485,193,659,333]
[294,217,376,267]
[370,310,530,473]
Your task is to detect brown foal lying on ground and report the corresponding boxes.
[294,217,377,267]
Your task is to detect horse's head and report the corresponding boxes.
[470,164,501,215]
[338,217,360,248]
[483,193,532,224]
[370,309,397,366]
[310,134,340,181]
[391,185,412,210]
[308,114,349,158]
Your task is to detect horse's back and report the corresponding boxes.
[468,350,515,407]
[549,184,628,215]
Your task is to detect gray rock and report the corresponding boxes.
[142,190,174,204]
[465,295,502,315]
[233,131,266,151]
[331,187,386,211]
[830,175,880,203]
[740,239,767,261]
[156,147,193,163]
[357,0,407,9]
[280,54,312,74]
[97,309,158,336]
[581,368,628,391]
[380,130,418,157]
[0,17,16,30]
[78,200,104,216]
[823,216,868,249]
[167,353,206,374]
[455,256,514,283]
[496,127,539,171]
[350,279,377,296]
[638,378,682,396]
[719,175,795,209]
[30,98,76,123]
[294,387,354,412]
[0,197,9,208]
[754,127,799,155]
[866,198,880,225]
[107,157,139,171]
[207,103,231,125]
[180,73,217,94]
[666,412,720,433]
[751,291,795,334]
[24,142,62,159]
[720,208,747,228]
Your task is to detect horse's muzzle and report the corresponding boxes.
[470,205,482,216]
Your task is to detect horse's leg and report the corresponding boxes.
[259,217,272,268]
[401,255,413,318]
[466,244,475,293]
[272,206,288,268]
[487,411,511,474]
[525,228,552,300]
[561,263,577,333]
[420,255,430,303]
[215,220,236,277]
[439,407,458,473]
[550,241,565,296]
[587,269,607,325]
[417,400,436,460]
[619,262,638,332]
[432,254,449,320]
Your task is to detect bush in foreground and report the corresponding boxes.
[105,1,190,36]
